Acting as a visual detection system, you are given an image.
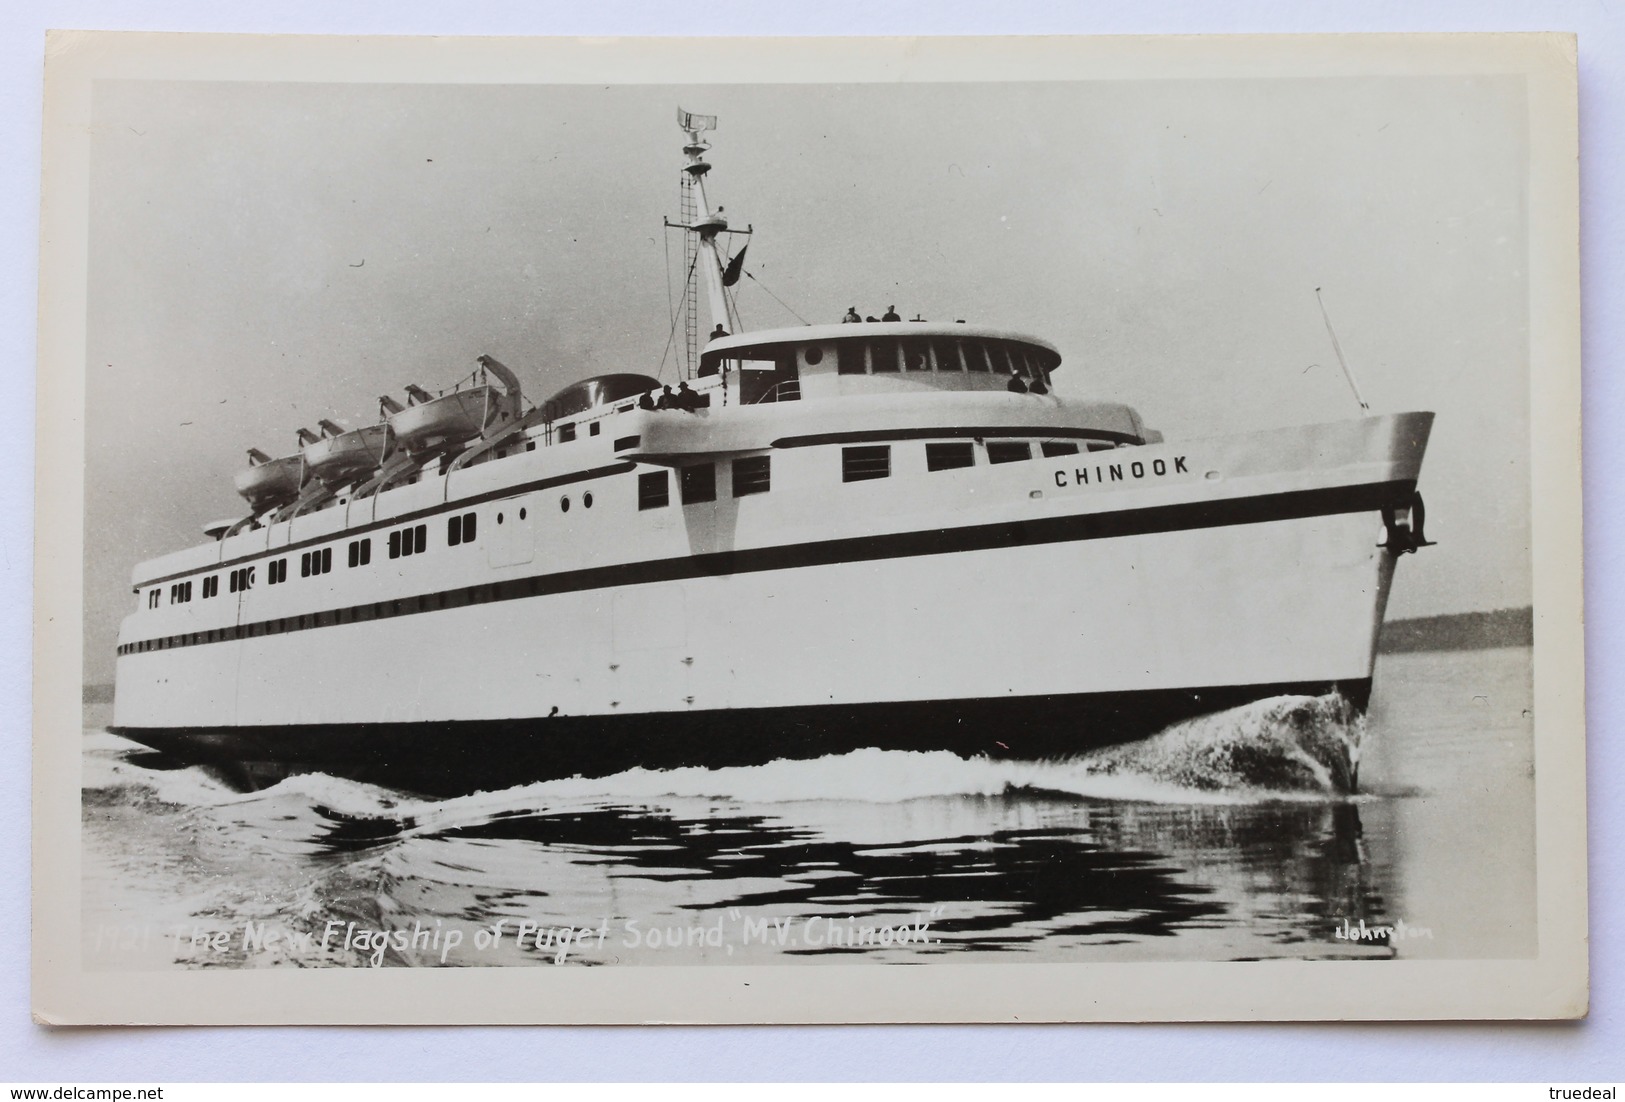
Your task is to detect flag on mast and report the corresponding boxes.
[721,244,748,287]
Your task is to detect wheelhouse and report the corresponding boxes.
[699,322,1063,405]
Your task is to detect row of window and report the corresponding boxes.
[835,339,1051,381]
[446,512,477,547]
[389,523,428,559]
[556,421,603,444]
[635,454,772,511]
[630,440,1095,510]
[121,573,573,656]
[302,547,333,577]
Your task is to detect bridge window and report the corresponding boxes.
[843,445,891,482]
[639,471,669,510]
[932,341,961,371]
[870,339,899,373]
[732,455,771,496]
[681,463,716,505]
[961,343,991,372]
[1041,441,1080,457]
[987,441,1033,465]
[838,343,865,375]
[902,339,930,371]
[926,442,975,471]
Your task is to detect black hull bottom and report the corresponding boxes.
[111,678,1371,798]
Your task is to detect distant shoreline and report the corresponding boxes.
[79,607,1535,703]
[1376,607,1533,654]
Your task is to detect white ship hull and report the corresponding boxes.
[113,409,1429,794]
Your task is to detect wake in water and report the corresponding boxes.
[80,689,1387,968]
[85,690,1364,841]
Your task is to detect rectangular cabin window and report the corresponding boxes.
[638,471,669,510]
[842,445,891,482]
[414,524,427,555]
[300,552,311,578]
[1041,441,1080,458]
[558,422,577,443]
[347,539,372,568]
[589,422,601,437]
[869,340,899,372]
[902,339,930,371]
[680,463,717,505]
[926,442,975,471]
[987,441,1033,465]
[449,512,476,546]
[838,342,866,375]
[1086,441,1116,453]
[962,342,991,373]
[389,531,400,558]
[732,455,771,497]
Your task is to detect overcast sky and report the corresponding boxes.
[83,75,1531,683]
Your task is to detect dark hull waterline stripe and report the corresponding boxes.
[771,425,1139,449]
[118,479,1413,658]
[110,677,1373,799]
[136,460,637,590]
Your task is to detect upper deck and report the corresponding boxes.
[700,321,1061,405]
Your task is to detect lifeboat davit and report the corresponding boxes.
[303,418,392,486]
[233,448,306,512]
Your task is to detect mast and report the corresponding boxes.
[674,108,732,369]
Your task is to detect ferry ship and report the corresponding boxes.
[111,109,1435,795]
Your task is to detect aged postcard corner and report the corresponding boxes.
[32,29,1584,1026]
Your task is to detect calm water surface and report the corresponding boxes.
[80,646,1535,968]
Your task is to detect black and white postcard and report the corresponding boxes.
[32,32,1586,1023]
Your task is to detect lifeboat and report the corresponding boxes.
[303,418,392,486]
[387,385,497,455]
[233,448,306,512]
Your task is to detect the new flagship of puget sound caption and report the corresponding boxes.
[111,108,1435,796]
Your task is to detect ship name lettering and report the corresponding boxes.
[1052,454,1188,489]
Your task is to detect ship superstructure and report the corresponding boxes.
[112,109,1434,795]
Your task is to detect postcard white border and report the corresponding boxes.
[31,30,1586,1026]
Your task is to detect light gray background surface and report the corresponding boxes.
[5,0,1620,1083]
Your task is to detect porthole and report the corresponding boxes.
[497,512,504,524]
[519,507,527,520]
[583,492,594,509]
[804,346,824,365]
[560,496,571,512]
